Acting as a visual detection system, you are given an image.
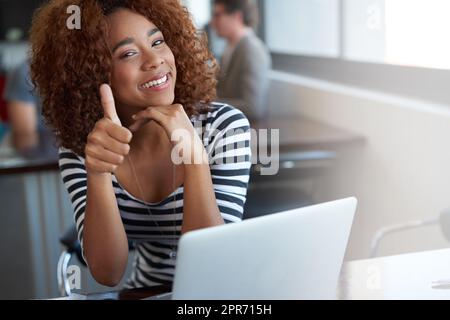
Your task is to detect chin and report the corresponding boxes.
[135,93,175,108]
[148,97,174,107]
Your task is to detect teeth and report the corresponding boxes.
[142,75,168,89]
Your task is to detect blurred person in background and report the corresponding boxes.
[211,0,271,121]
[3,60,44,149]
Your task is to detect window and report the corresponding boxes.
[183,0,211,29]
[344,0,450,70]
[264,0,340,58]
[265,0,450,71]
[264,0,450,105]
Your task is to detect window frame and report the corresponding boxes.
[262,0,450,106]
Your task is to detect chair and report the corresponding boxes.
[57,225,135,296]
[244,150,336,219]
[370,208,450,258]
[57,226,86,296]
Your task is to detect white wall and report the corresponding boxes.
[268,70,450,260]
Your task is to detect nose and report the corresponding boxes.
[141,48,164,71]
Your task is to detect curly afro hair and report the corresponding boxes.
[30,0,219,156]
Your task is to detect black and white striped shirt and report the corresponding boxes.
[58,104,252,288]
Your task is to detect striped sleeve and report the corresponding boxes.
[207,105,252,223]
[58,147,88,255]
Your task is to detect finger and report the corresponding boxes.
[130,108,167,132]
[103,119,133,143]
[88,132,130,156]
[100,84,121,126]
[128,118,150,133]
[132,107,166,123]
[85,144,125,165]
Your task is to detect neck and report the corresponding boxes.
[227,26,250,46]
[130,121,171,158]
[117,104,172,159]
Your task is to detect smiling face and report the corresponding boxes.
[106,9,177,116]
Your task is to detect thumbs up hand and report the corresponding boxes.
[100,84,122,126]
[85,84,133,175]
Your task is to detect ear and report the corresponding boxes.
[233,10,244,24]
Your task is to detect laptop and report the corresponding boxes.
[146,197,357,300]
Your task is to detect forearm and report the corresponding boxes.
[181,162,224,234]
[84,172,129,286]
[7,101,37,134]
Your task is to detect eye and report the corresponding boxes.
[152,39,165,47]
[120,51,137,59]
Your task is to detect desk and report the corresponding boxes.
[249,115,364,171]
[53,286,172,300]
[246,116,364,218]
[0,116,365,174]
[251,116,364,152]
[338,248,450,300]
[57,249,450,300]
[0,130,58,175]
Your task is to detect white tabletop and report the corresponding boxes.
[338,248,450,300]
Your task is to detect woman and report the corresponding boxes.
[30,0,251,288]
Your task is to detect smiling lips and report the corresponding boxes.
[140,73,170,90]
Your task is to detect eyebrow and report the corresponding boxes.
[111,27,161,54]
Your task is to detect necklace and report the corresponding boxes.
[126,153,178,260]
